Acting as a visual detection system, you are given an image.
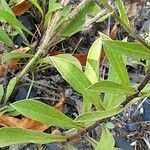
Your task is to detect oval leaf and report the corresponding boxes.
[85,38,102,84]
[101,33,130,86]
[0,128,66,147]
[11,99,83,129]
[4,77,17,103]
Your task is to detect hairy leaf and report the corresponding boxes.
[61,1,100,36]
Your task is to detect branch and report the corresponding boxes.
[16,0,92,83]
[97,0,150,50]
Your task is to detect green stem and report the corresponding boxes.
[99,0,150,50]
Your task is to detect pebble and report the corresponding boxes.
[115,136,134,150]
[143,99,150,121]
[142,19,150,33]
[125,123,140,132]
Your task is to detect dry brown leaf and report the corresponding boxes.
[49,51,87,65]
[17,118,48,131]
[0,115,20,127]
[54,96,65,111]
[12,0,32,16]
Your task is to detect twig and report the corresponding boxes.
[16,0,92,83]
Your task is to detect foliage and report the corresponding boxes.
[0,0,149,149]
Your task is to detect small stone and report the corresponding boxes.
[115,136,134,150]
[46,144,63,150]
[146,2,150,6]
[65,88,73,97]
[142,19,150,33]
[125,123,140,132]
[143,100,150,121]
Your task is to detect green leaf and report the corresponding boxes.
[84,136,98,148]
[101,34,130,109]
[61,1,100,37]
[75,107,123,123]
[116,0,130,27]
[83,38,102,112]
[96,11,113,23]
[45,0,62,27]
[0,9,33,35]
[105,122,115,129]
[0,28,15,48]
[87,81,136,95]
[0,85,4,102]
[103,65,126,110]
[0,128,66,147]
[39,55,103,109]
[0,0,12,14]
[101,34,130,86]
[114,148,122,150]
[85,38,102,84]
[4,77,17,103]
[64,144,78,150]
[0,0,28,42]
[29,0,43,16]
[11,99,83,129]
[2,52,33,63]
[57,5,72,27]
[96,127,115,150]
[103,40,150,60]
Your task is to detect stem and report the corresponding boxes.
[16,9,62,83]
[16,0,92,83]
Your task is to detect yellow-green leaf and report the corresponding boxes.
[0,128,66,147]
